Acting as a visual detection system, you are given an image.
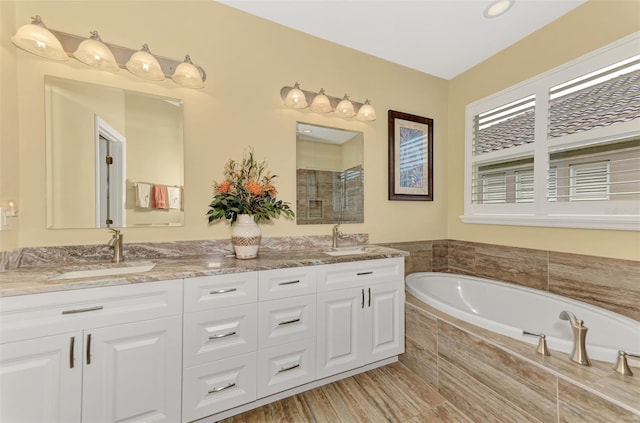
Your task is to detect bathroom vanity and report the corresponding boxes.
[0,248,406,423]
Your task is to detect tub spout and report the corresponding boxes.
[559,310,590,366]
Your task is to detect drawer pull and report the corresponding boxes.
[368,287,371,307]
[357,271,373,276]
[279,280,300,286]
[278,318,301,326]
[208,382,236,394]
[69,336,75,369]
[209,331,237,340]
[278,363,300,373]
[62,306,103,315]
[210,288,237,295]
[361,289,365,309]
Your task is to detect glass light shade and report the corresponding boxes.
[73,31,119,71]
[335,95,355,118]
[310,89,332,113]
[172,55,204,89]
[11,16,67,61]
[284,83,308,109]
[125,44,164,81]
[356,99,377,122]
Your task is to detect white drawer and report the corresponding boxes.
[258,295,316,349]
[316,258,404,292]
[257,338,316,398]
[183,304,257,367]
[258,266,316,301]
[182,352,257,423]
[0,280,183,344]
[183,272,257,312]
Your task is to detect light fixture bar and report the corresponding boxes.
[48,28,206,82]
[280,86,367,113]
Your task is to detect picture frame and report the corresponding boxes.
[388,110,434,201]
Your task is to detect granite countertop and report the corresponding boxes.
[0,245,408,298]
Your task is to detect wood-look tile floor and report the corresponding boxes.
[220,362,472,423]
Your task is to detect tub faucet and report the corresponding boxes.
[108,228,124,263]
[559,311,590,366]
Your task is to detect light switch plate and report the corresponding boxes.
[0,208,13,231]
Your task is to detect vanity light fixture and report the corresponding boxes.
[11,15,68,61]
[11,15,207,89]
[126,44,164,81]
[484,0,514,18]
[280,83,376,121]
[73,31,119,71]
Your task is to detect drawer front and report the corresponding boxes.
[257,338,316,398]
[183,272,257,312]
[258,295,316,349]
[183,304,257,367]
[316,258,404,292]
[182,352,257,423]
[0,280,183,344]
[258,266,316,301]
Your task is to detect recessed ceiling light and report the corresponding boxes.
[484,0,514,18]
[303,129,312,134]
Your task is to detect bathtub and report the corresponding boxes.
[405,272,640,363]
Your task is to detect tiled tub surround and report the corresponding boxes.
[384,239,640,321]
[402,294,640,422]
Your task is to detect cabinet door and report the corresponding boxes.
[0,332,82,423]
[81,316,182,423]
[316,287,366,379]
[367,282,405,363]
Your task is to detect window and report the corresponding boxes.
[463,33,640,231]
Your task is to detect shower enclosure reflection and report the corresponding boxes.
[296,122,364,224]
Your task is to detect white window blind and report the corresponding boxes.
[464,33,640,231]
[569,162,610,201]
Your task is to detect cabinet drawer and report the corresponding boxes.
[183,304,257,367]
[0,280,183,344]
[184,272,257,312]
[257,338,316,398]
[182,352,257,423]
[258,295,316,349]
[316,258,404,292]
[258,266,316,301]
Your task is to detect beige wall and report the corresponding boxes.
[447,0,640,261]
[4,0,448,248]
[2,0,638,261]
[0,0,19,251]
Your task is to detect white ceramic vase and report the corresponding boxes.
[231,214,262,259]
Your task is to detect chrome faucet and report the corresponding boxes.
[108,228,124,263]
[559,311,590,366]
[332,224,345,248]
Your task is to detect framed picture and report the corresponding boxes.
[388,110,434,201]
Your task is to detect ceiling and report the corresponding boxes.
[217,0,587,80]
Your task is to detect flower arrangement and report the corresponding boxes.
[207,148,294,224]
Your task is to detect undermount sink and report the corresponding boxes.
[50,262,156,280]
[324,247,368,256]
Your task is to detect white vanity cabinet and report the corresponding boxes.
[0,280,183,423]
[316,258,405,379]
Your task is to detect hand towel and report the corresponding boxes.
[167,186,182,209]
[152,185,168,209]
[135,183,152,208]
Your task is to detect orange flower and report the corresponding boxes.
[264,184,277,196]
[246,181,264,195]
[218,180,231,194]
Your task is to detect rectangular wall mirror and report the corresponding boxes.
[296,122,364,224]
[45,76,185,229]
